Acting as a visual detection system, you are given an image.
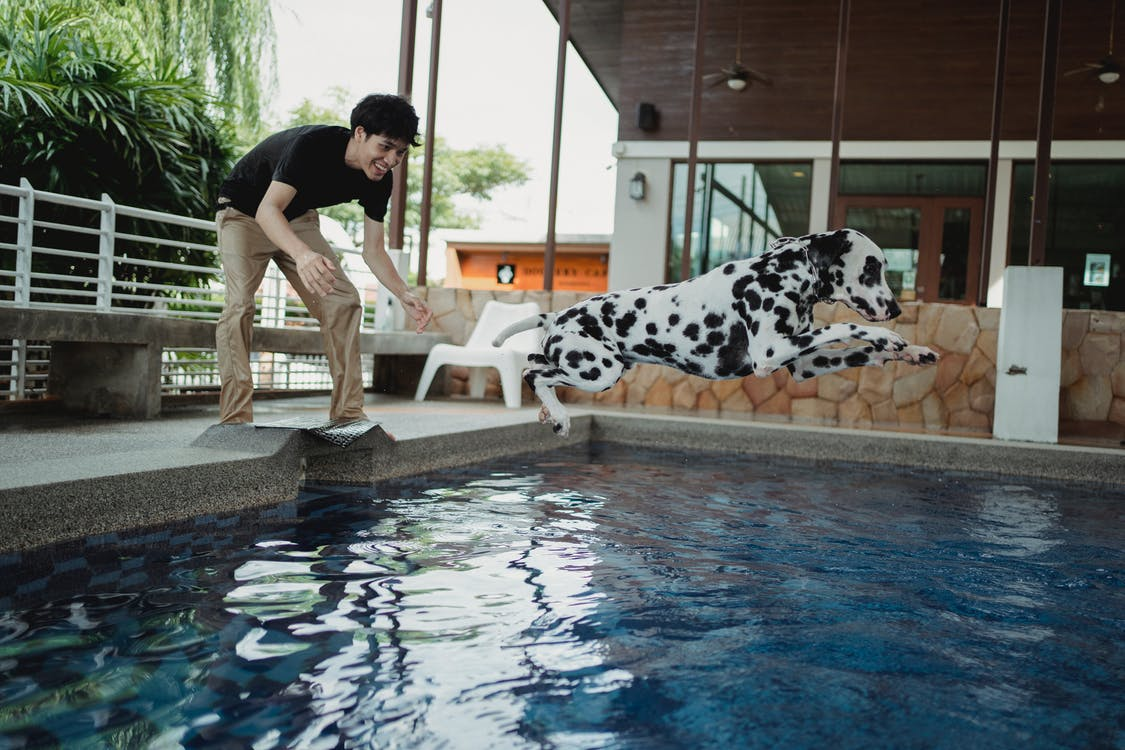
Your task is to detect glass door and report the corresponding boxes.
[835,197,982,304]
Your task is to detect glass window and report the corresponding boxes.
[1011,162,1125,311]
[839,162,986,196]
[669,162,811,282]
[843,206,921,301]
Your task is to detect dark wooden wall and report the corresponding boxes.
[612,0,1123,142]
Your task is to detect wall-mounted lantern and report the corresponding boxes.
[629,172,647,201]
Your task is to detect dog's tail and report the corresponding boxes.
[492,313,555,347]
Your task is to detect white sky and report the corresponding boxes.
[268,0,619,237]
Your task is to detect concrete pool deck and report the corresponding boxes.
[1,393,1122,554]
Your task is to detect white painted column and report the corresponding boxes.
[809,157,832,233]
[984,159,1013,308]
[608,156,673,291]
[993,266,1063,443]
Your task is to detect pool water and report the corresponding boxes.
[1,444,1123,749]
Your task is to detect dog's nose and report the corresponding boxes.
[885,297,901,319]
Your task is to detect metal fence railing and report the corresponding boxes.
[0,179,406,400]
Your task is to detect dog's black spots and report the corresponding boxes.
[646,322,658,335]
[802,370,816,379]
[732,274,755,300]
[759,273,785,294]
[584,351,596,361]
[848,324,858,330]
[833,270,845,287]
[602,358,613,368]
[580,367,602,382]
[745,289,762,312]
[762,297,774,312]
[845,350,871,368]
[578,316,605,339]
[773,250,801,273]
[715,323,749,377]
[668,314,680,326]
[634,297,648,310]
[766,347,774,358]
[750,319,760,336]
[850,296,877,318]
[685,361,704,375]
[632,343,652,357]
[683,323,700,341]
[773,308,794,336]
[723,263,736,275]
[566,351,584,369]
[644,338,678,361]
[693,344,714,356]
[813,355,830,368]
[793,333,814,349]
[653,284,671,291]
[706,330,724,346]
[704,313,724,329]
[600,301,617,316]
[784,291,801,305]
[615,311,638,338]
[548,335,563,346]
[858,256,882,288]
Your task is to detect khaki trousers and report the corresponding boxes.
[215,207,366,424]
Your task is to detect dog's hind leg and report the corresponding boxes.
[524,366,574,437]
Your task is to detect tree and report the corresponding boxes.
[278,96,532,244]
[0,3,234,304]
[2,0,277,130]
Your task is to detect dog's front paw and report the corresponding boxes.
[898,345,940,365]
[878,330,909,352]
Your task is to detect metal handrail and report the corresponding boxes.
[0,178,398,331]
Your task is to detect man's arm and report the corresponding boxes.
[363,215,434,333]
[256,180,337,297]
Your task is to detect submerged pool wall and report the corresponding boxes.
[417,288,1125,443]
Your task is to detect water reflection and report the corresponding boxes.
[0,448,1122,749]
[178,472,617,748]
[970,485,1062,558]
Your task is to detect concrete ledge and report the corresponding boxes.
[0,307,450,417]
[2,409,1120,555]
[589,412,1125,486]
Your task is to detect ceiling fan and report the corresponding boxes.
[1064,0,1120,84]
[703,0,771,91]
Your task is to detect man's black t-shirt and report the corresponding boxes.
[218,125,393,222]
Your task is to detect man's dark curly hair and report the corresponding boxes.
[350,94,421,147]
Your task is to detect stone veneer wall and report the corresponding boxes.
[415,287,1125,439]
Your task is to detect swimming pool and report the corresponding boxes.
[1,443,1122,748]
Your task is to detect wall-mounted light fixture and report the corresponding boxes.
[629,172,647,200]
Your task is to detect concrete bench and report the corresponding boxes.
[0,307,450,418]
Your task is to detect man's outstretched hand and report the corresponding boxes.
[402,292,434,333]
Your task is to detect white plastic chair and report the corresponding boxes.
[414,300,543,408]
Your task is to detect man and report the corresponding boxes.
[214,93,433,424]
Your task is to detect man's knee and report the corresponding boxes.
[218,297,258,323]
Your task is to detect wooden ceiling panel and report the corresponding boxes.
[552,0,1125,142]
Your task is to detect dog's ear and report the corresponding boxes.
[804,230,849,270]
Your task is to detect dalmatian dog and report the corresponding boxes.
[493,228,939,437]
